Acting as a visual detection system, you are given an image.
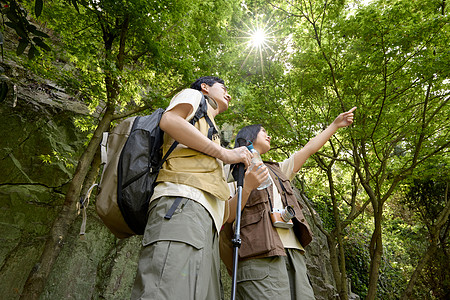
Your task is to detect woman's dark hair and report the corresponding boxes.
[234,124,262,148]
[190,76,225,91]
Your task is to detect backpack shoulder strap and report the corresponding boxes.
[191,95,218,140]
[158,94,217,168]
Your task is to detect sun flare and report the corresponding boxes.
[250,28,267,48]
[235,15,278,76]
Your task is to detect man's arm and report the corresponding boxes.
[292,107,356,173]
[160,103,252,166]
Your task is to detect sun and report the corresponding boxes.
[234,13,278,75]
[250,28,267,48]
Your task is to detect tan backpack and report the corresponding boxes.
[78,95,216,238]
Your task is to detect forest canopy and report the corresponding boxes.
[1,0,449,299]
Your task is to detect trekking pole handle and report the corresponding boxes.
[236,162,245,187]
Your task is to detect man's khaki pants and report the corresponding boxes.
[130,196,221,300]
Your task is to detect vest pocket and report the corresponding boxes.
[239,209,274,259]
[278,177,295,195]
[246,190,268,207]
[278,176,303,211]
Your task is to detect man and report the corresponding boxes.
[131,76,252,300]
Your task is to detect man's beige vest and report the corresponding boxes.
[156,109,230,201]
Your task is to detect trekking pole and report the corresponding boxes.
[230,162,245,300]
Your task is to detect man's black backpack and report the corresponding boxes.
[91,95,216,238]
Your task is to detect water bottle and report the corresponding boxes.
[247,143,272,190]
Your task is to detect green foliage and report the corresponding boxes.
[344,225,371,298]
[398,159,450,298]
[378,215,419,299]
[309,193,336,231]
[403,159,449,225]
[226,1,450,298]
[39,151,75,170]
[344,203,426,300]
[31,0,244,114]
[1,0,51,59]
[418,247,450,300]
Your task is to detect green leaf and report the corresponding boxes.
[27,44,39,59]
[27,24,50,38]
[16,39,29,56]
[32,29,50,38]
[5,22,28,40]
[0,31,4,45]
[33,37,51,51]
[27,24,38,32]
[35,0,44,17]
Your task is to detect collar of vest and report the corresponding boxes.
[204,95,218,109]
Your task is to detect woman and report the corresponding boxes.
[221,107,356,300]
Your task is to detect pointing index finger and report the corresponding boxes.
[347,106,357,113]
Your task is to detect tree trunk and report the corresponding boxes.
[327,166,349,300]
[366,208,383,300]
[19,106,115,300]
[337,231,349,300]
[326,234,343,294]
